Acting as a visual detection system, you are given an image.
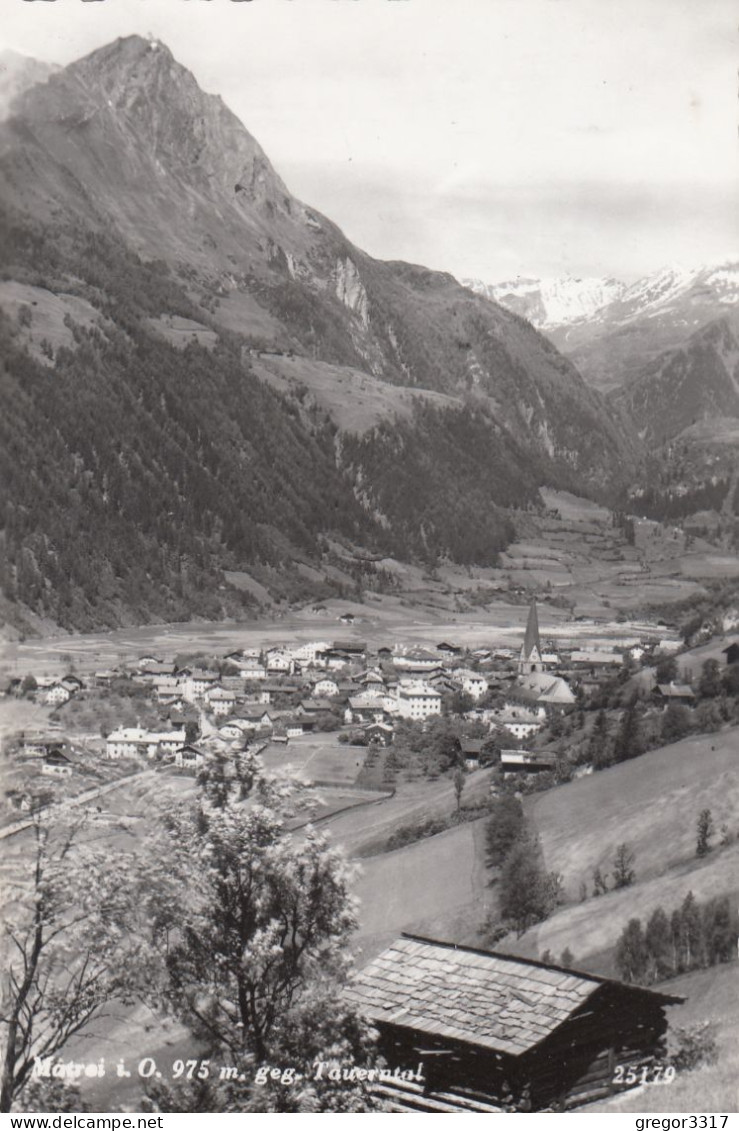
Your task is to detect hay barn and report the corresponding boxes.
[348,935,683,1112]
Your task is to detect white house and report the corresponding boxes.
[313,677,340,698]
[452,669,489,701]
[265,649,294,674]
[500,719,543,740]
[238,659,268,682]
[106,727,186,760]
[291,641,330,666]
[206,687,237,717]
[182,671,220,702]
[44,684,72,707]
[395,682,442,721]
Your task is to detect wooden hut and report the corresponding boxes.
[347,935,683,1112]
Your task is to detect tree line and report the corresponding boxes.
[615,891,737,986]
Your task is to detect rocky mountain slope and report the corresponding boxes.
[612,318,739,445]
[0,36,635,630]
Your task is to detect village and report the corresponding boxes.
[3,601,732,816]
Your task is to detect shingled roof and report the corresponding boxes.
[347,935,682,1058]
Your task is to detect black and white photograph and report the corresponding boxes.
[0,0,737,1118]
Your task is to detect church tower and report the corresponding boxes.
[518,599,543,675]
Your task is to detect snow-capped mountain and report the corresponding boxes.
[465,261,739,390]
[461,274,626,329]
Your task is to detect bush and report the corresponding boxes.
[667,1023,719,1073]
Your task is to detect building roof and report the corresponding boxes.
[513,671,575,705]
[459,738,485,755]
[398,682,442,699]
[300,698,335,712]
[347,935,682,1059]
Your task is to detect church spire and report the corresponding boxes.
[519,599,543,674]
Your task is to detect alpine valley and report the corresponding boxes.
[0,35,643,632]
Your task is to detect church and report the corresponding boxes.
[511,600,575,710]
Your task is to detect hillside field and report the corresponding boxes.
[515,727,739,967]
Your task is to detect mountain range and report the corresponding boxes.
[464,263,739,392]
[0,35,637,631]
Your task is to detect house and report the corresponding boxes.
[297,697,335,717]
[285,722,304,739]
[313,677,340,698]
[238,659,268,682]
[182,671,220,701]
[722,642,739,666]
[21,736,67,758]
[41,750,73,777]
[458,737,485,768]
[291,640,330,666]
[106,727,186,760]
[436,641,462,655]
[347,935,682,1112]
[43,683,72,707]
[206,687,237,717]
[364,722,394,746]
[395,683,442,721]
[345,696,389,725]
[500,749,556,774]
[175,744,206,769]
[451,669,489,701]
[265,649,294,674]
[499,718,543,741]
[241,710,274,733]
[137,664,177,684]
[60,675,84,693]
[655,682,696,706]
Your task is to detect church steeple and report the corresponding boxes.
[519,599,543,674]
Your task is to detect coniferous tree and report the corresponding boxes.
[696,808,714,857]
[612,698,643,763]
[615,919,648,984]
[588,708,611,769]
[612,843,636,889]
[498,834,562,937]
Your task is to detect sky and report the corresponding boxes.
[2,0,737,283]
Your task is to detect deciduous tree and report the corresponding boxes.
[0,808,150,1112]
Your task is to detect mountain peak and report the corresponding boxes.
[9,33,295,235]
